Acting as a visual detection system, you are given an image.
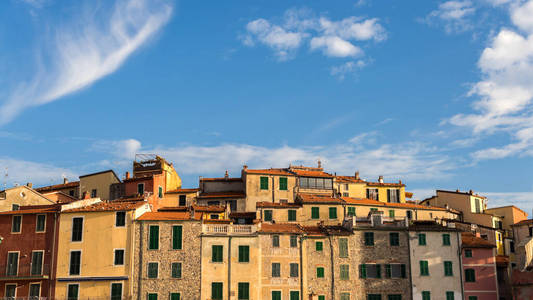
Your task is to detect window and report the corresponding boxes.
[111,283,122,300]
[264,210,273,222]
[69,251,81,275]
[272,291,282,300]
[510,241,515,253]
[112,249,124,265]
[279,177,288,190]
[364,232,374,246]
[5,284,16,298]
[390,233,400,246]
[212,245,223,262]
[12,204,19,211]
[343,193,349,197]
[31,251,43,275]
[36,214,46,232]
[211,282,223,300]
[419,260,429,276]
[418,233,426,246]
[178,195,186,206]
[529,226,532,237]
[388,296,401,300]
[290,235,298,247]
[366,189,379,200]
[90,189,97,198]
[29,283,40,299]
[347,207,356,216]
[238,282,249,300]
[468,297,477,300]
[422,291,431,300]
[319,296,325,300]
[72,217,83,242]
[406,210,413,219]
[158,186,163,198]
[260,177,269,190]
[340,264,349,280]
[317,267,325,278]
[147,294,158,300]
[11,215,21,233]
[465,269,476,282]
[316,241,323,251]
[370,208,378,212]
[387,189,400,203]
[69,190,75,197]
[210,214,220,220]
[288,210,297,221]
[6,252,19,276]
[329,207,337,219]
[339,238,348,257]
[389,210,395,218]
[385,264,406,278]
[442,234,451,246]
[172,226,182,250]
[149,226,159,250]
[239,245,250,262]
[170,293,181,300]
[272,235,280,247]
[444,261,453,276]
[171,262,182,278]
[147,262,158,278]
[115,211,126,227]
[67,284,79,300]
[137,183,144,195]
[366,264,381,278]
[290,291,300,300]
[311,207,320,219]
[340,293,350,300]
[272,263,281,277]
[290,263,299,277]
[446,291,454,300]
[367,294,382,300]
[465,249,473,258]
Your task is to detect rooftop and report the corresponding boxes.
[437,189,486,199]
[461,232,496,248]
[62,201,146,213]
[35,181,79,192]
[259,223,303,234]
[137,211,201,221]
[192,205,226,213]
[165,188,199,194]
[197,191,246,199]
[256,201,301,209]
[298,193,343,204]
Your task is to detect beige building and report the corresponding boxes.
[511,219,533,270]
[335,173,407,203]
[79,170,121,201]
[0,185,57,212]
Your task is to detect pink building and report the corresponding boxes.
[462,232,499,300]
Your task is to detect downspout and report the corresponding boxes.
[406,230,413,300]
[228,236,232,300]
[200,234,203,300]
[457,231,464,300]
[299,235,304,300]
[137,222,144,300]
[130,214,136,298]
[328,234,335,300]
[271,175,275,203]
[49,212,58,300]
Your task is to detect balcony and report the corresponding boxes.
[0,264,50,280]
[202,224,257,235]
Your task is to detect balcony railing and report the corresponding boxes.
[0,264,50,278]
[202,224,256,235]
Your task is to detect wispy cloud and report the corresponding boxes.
[0,157,76,186]
[0,0,173,125]
[422,1,476,34]
[484,191,533,215]
[330,60,368,79]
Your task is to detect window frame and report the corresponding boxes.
[147,262,159,279]
[272,235,280,247]
[389,232,400,246]
[290,263,299,277]
[171,262,182,279]
[316,267,325,278]
[11,215,22,234]
[442,234,451,246]
[271,262,281,277]
[238,282,250,300]
[30,250,44,276]
[347,206,356,217]
[465,269,476,282]
[137,183,145,195]
[148,225,159,250]
[419,260,429,276]
[67,283,79,300]
[340,264,350,280]
[71,216,84,242]
[115,211,126,227]
[444,261,453,276]
[211,245,224,263]
[211,282,223,300]
[29,282,41,298]
[290,235,298,248]
[329,207,338,219]
[364,232,375,246]
[238,245,250,263]
[6,251,20,276]
[35,214,46,233]
[311,207,320,219]
[260,177,269,190]
[464,249,473,258]
[69,250,82,276]
[264,210,273,222]
[114,249,125,266]
[288,209,297,221]
[418,233,427,246]
[172,225,183,250]
[339,238,349,257]
[279,177,288,191]
[110,282,123,300]
[316,241,323,251]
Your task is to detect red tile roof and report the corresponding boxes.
[245,168,293,176]
[256,202,301,209]
[165,188,199,194]
[512,219,533,226]
[366,182,405,187]
[291,169,333,178]
[35,181,79,192]
[137,211,201,221]
[192,205,226,213]
[0,206,59,215]
[197,191,246,199]
[301,226,326,236]
[229,212,257,218]
[342,197,449,211]
[158,206,188,212]
[298,194,343,204]
[62,201,146,213]
[461,232,496,248]
[259,223,303,234]
[335,176,366,183]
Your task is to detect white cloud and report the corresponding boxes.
[424,1,476,33]
[485,191,533,215]
[0,0,172,125]
[310,36,362,57]
[91,138,142,160]
[244,19,306,59]
[511,0,533,33]
[330,60,367,79]
[319,17,386,42]
[0,157,76,186]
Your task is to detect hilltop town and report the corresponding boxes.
[0,155,531,299]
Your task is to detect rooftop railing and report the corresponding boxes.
[202,224,256,235]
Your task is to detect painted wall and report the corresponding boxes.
[0,186,55,212]
[244,173,297,211]
[79,172,120,201]
[462,248,498,300]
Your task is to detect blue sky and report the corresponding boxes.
[1,0,533,213]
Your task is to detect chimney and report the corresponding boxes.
[224,170,229,179]
[469,190,473,195]
[378,176,384,183]
[63,178,68,184]
[82,191,90,199]
[243,165,248,170]
[26,182,32,188]
[456,189,460,192]
[355,171,360,180]
[399,179,402,185]
[125,171,130,179]
[317,159,322,169]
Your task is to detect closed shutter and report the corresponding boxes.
[339,238,348,257]
[311,207,320,219]
[279,177,288,190]
[149,226,159,249]
[260,177,269,190]
[172,226,182,250]
[359,264,367,278]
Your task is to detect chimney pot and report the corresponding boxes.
[224,170,229,179]
[243,165,248,170]
[399,179,402,185]
[456,189,460,192]
[27,182,32,188]
[355,171,360,180]
[317,159,322,169]
[469,190,473,195]
[125,171,130,179]
[63,178,68,184]
[378,175,384,183]
[82,191,90,199]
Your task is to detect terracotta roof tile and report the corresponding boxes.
[158,206,188,212]
[302,226,326,236]
[291,169,333,178]
[229,212,257,218]
[62,201,146,213]
[256,202,301,209]
[192,205,226,213]
[197,191,246,199]
[165,188,199,193]
[35,181,79,192]
[245,168,293,176]
[298,194,343,204]
[335,176,366,183]
[137,211,201,221]
[461,232,496,248]
[512,219,533,226]
[342,197,449,211]
[366,182,405,187]
[0,206,59,215]
[259,223,303,234]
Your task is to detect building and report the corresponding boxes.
[511,269,533,299]
[461,232,499,300]
[0,205,60,299]
[335,173,407,204]
[0,185,58,212]
[511,219,533,271]
[35,178,80,199]
[133,211,203,300]
[79,170,121,201]
[408,221,463,300]
[54,199,150,299]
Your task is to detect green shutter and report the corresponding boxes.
[317,267,324,278]
[360,264,367,278]
[446,292,454,300]
[279,177,288,190]
[419,233,426,246]
[443,234,451,246]
[444,261,453,276]
[238,282,249,300]
[340,264,349,280]
[311,207,320,219]
[171,262,181,278]
[158,186,163,198]
[465,249,472,257]
[264,210,273,222]
[318,296,325,300]
[290,291,299,300]
[339,238,348,257]
[348,207,356,216]
[420,261,429,276]
[385,264,391,278]
[288,210,296,221]
[365,232,374,246]
[239,245,249,262]
[212,245,223,262]
[422,291,431,300]
[329,207,337,219]
[260,177,269,190]
[316,241,323,251]
[211,282,223,300]
[272,291,281,300]
[389,210,395,218]
[172,226,182,250]
[465,269,476,282]
[147,293,157,300]
[149,226,159,250]
[390,233,399,246]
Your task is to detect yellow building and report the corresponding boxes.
[79,170,121,201]
[55,199,150,299]
[0,185,57,212]
[335,174,406,203]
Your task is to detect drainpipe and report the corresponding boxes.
[130,215,136,298]
[299,235,304,300]
[327,234,335,300]
[271,175,275,203]
[406,229,413,300]
[457,231,464,300]
[137,222,144,300]
[49,212,58,300]
[228,236,232,300]
[199,234,203,300]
